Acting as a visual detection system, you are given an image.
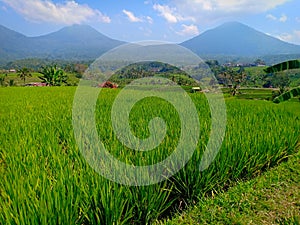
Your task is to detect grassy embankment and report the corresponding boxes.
[158,149,300,224]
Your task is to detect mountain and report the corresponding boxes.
[0,25,31,60]
[2,22,300,66]
[181,22,300,57]
[0,24,124,64]
[31,25,124,59]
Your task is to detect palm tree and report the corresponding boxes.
[264,59,300,74]
[273,87,300,103]
[18,67,32,84]
[38,65,67,86]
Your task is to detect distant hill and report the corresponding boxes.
[109,61,197,86]
[181,22,300,58]
[0,24,124,65]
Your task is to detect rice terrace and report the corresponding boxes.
[1,51,300,224]
[0,2,300,224]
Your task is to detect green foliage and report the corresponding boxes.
[0,71,80,87]
[0,73,7,86]
[8,79,14,86]
[110,61,198,86]
[206,61,265,89]
[158,150,300,225]
[263,59,300,93]
[264,59,300,73]
[17,67,32,84]
[267,72,291,93]
[217,67,247,96]
[254,58,266,65]
[273,86,300,103]
[206,59,300,89]
[243,66,267,87]
[38,65,68,86]
[2,58,92,73]
[234,88,273,100]
[0,88,299,224]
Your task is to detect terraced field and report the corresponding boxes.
[0,87,299,224]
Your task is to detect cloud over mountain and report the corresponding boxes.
[177,24,199,36]
[171,0,291,22]
[1,0,111,25]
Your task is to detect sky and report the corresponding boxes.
[0,0,299,44]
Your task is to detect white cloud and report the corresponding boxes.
[146,16,153,24]
[122,9,143,22]
[266,13,288,22]
[171,0,291,22]
[296,17,300,23]
[1,0,111,25]
[177,24,199,36]
[277,30,300,45]
[122,10,153,24]
[266,14,277,20]
[153,4,178,23]
[279,14,287,22]
[277,33,293,42]
[153,4,195,23]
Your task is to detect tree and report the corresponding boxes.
[269,72,291,94]
[0,73,7,86]
[254,59,266,66]
[220,67,246,96]
[18,67,32,84]
[38,65,68,86]
[263,60,299,94]
[206,60,224,79]
[205,60,220,68]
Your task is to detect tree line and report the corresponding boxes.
[206,59,299,96]
[0,62,89,86]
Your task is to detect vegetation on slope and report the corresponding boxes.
[109,61,198,86]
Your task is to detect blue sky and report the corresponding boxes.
[0,0,299,44]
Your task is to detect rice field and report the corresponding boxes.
[0,87,299,224]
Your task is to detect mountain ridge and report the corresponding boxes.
[180,21,300,57]
[1,22,300,65]
[0,24,124,64]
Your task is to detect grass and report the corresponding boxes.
[157,149,300,225]
[0,87,299,224]
[223,87,300,102]
[236,88,274,100]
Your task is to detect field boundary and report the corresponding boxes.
[157,149,300,224]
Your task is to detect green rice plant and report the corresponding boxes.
[0,87,299,224]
